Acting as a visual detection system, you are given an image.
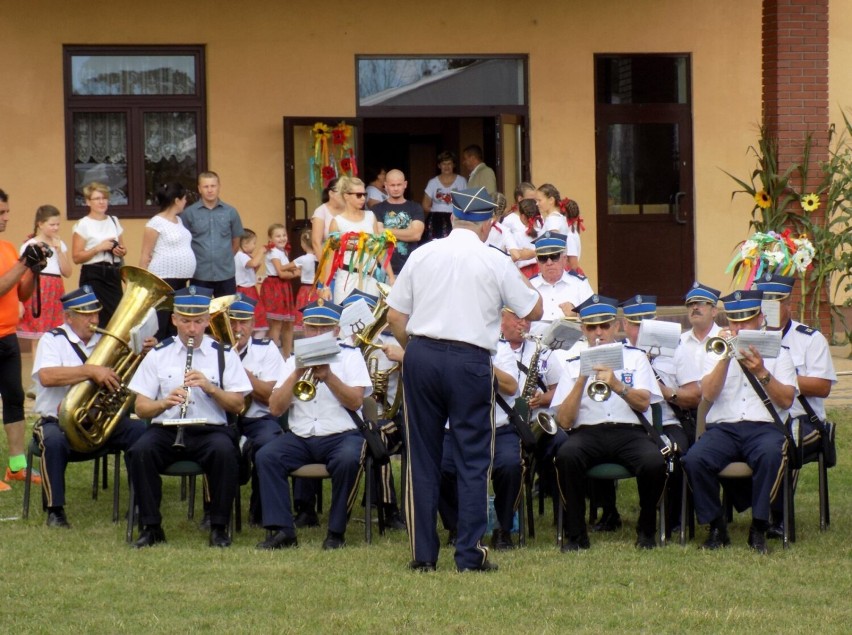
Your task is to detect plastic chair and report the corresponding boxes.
[23,436,121,523]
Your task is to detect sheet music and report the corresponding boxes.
[637,320,682,357]
[130,307,159,354]
[579,342,624,376]
[295,352,342,367]
[734,330,782,359]
[542,319,583,351]
[761,300,781,329]
[294,331,341,359]
[339,299,376,338]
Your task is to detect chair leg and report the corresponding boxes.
[659,489,667,547]
[126,484,136,543]
[102,452,109,490]
[22,444,36,520]
[517,485,526,548]
[92,457,100,500]
[679,474,688,546]
[525,459,536,540]
[781,468,791,549]
[364,456,373,544]
[234,484,242,534]
[555,500,563,548]
[818,453,829,531]
[188,475,197,520]
[112,451,121,524]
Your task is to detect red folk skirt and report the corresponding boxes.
[294,283,319,329]
[236,284,268,330]
[18,274,65,338]
[261,277,295,321]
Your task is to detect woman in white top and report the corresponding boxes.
[18,205,72,339]
[139,182,197,339]
[71,181,128,327]
[536,183,581,271]
[310,177,346,257]
[422,150,467,241]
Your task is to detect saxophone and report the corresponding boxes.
[513,334,557,443]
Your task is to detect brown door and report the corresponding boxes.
[283,116,363,258]
[494,113,531,199]
[594,55,694,305]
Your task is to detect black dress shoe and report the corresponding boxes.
[635,530,657,550]
[748,526,769,554]
[591,511,623,533]
[322,533,345,550]
[490,528,515,551]
[209,526,232,548]
[133,525,167,548]
[446,529,457,546]
[294,510,320,528]
[458,560,499,573]
[256,530,298,550]
[46,508,70,528]
[386,513,407,531]
[198,511,211,532]
[408,560,437,572]
[700,527,731,550]
[766,522,785,540]
[561,533,591,553]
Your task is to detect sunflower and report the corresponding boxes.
[801,193,820,212]
[754,190,772,209]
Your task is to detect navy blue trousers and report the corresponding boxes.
[440,425,523,535]
[256,430,365,536]
[238,414,283,518]
[682,421,785,524]
[126,425,239,527]
[35,416,146,508]
[402,337,494,570]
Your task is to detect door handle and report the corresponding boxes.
[671,192,687,224]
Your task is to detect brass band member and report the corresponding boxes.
[127,286,252,548]
[552,295,666,551]
[32,287,147,527]
[682,290,797,554]
[257,299,372,551]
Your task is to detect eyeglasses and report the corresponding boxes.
[346,192,367,198]
[583,322,613,331]
[536,253,561,263]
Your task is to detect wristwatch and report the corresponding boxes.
[618,386,629,398]
[757,372,771,386]
[669,390,678,402]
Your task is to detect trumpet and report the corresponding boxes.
[293,368,317,402]
[586,337,612,402]
[705,336,738,361]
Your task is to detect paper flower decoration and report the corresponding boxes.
[800,193,820,212]
[754,190,772,209]
[726,229,814,288]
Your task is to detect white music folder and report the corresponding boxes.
[130,307,159,354]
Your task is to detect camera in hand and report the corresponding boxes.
[19,241,53,272]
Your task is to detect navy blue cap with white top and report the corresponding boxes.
[173,285,214,316]
[619,295,657,323]
[451,187,497,222]
[61,286,101,313]
[721,289,764,322]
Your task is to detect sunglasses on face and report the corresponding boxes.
[537,253,561,263]
[583,322,613,331]
[347,192,366,198]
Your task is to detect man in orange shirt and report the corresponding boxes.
[0,189,48,491]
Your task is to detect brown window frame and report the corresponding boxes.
[63,44,207,219]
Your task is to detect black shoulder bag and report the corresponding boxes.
[738,362,803,469]
[797,395,837,468]
[631,406,678,474]
[495,393,538,453]
[346,405,390,466]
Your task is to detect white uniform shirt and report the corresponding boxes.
[529,272,593,334]
[32,324,101,417]
[129,335,252,425]
[651,344,702,426]
[680,322,722,377]
[275,345,373,437]
[493,342,521,429]
[781,320,836,420]
[551,346,664,426]
[387,228,540,355]
[238,337,286,418]
[702,345,798,424]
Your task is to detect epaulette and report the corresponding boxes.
[49,328,63,336]
[795,324,817,336]
[530,274,541,281]
[211,341,233,352]
[488,244,510,257]
[781,344,790,351]
[567,356,580,363]
[624,345,643,352]
[567,270,588,281]
[154,337,174,350]
[252,337,272,345]
[340,343,357,349]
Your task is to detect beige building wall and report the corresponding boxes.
[1,0,763,300]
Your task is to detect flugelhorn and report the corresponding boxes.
[293,368,317,402]
[586,337,612,402]
[705,336,737,361]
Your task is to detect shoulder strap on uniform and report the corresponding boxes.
[51,328,88,364]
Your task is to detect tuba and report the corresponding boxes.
[354,283,403,419]
[205,294,252,414]
[58,266,174,452]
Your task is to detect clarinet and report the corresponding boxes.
[173,336,195,449]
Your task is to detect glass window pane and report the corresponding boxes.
[72,112,128,206]
[597,56,687,104]
[606,123,680,215]
[144,112,198,206]
[71,55,196,95]
[358,57,524,107]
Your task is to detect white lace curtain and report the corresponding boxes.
[74,112,196,163]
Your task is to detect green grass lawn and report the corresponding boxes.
[1,411,850,634]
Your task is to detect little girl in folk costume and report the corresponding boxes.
[234,229,268,333]
[290,228,318,329]
[18,205,72,339]
[261,223,298,356]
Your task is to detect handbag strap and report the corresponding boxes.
[495,393,537,451]
[631,406,675,458]
[737,360,790,438]
[796,394,827,434]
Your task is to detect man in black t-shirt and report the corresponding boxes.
[373,170,425,275]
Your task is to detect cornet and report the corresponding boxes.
[586,337,612,401]
[705,336,738,361]
[293,368,317,401]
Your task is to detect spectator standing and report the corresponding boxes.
[234,229,268,335]
[462,144,497,197]
[422,151,467,242]
[310,178,344,257]
[181,171,244,297]
[374,169,425,275]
